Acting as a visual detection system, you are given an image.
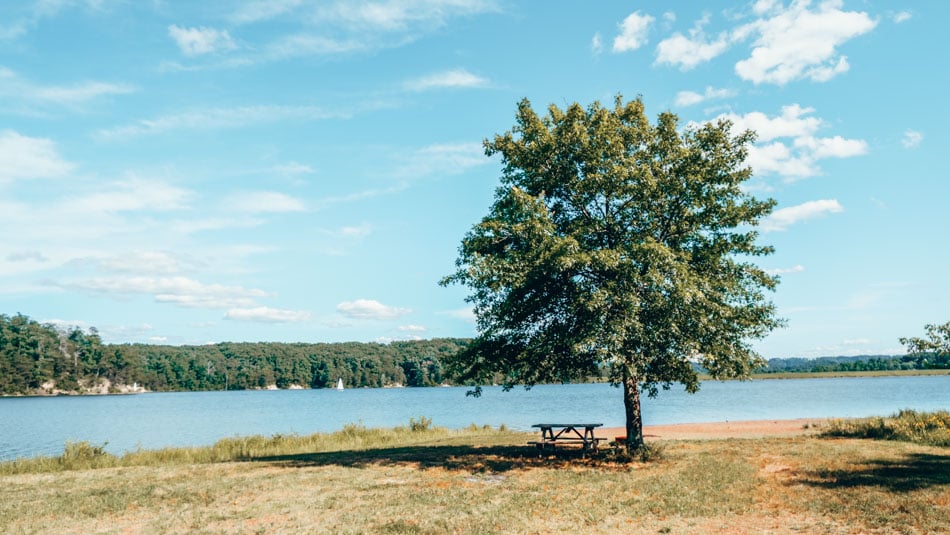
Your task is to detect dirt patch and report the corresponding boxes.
[596,418,827,441]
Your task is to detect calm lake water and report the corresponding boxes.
[2,375,948,461]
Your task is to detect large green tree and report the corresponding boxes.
[442,96,782,449]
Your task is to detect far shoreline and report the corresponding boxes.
[2,368,948,398]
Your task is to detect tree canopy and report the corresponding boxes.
[900,321,950,366]
[442,96,782,449]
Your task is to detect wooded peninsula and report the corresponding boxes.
[1,313,947,396]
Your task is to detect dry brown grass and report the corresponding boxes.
[2,429,947,534]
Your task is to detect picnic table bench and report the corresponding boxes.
[528,423,606,453]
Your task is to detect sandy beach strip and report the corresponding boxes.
[595,418,827,441]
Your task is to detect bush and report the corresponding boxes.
[60,441,116,469]
[408,416,433,432]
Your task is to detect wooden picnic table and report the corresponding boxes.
[529,423,605,453]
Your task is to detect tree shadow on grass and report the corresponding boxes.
[249,444,630,473]
[797,452,950,492]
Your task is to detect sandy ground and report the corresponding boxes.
[595,418,826,441]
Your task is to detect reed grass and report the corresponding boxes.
[0,419,518,476]
[820,409,950,447]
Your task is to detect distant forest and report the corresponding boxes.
[1,313,947,395]
[0,314,467,395]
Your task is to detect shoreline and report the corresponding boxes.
[4,368,948,398]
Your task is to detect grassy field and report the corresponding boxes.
[2,417,948,535]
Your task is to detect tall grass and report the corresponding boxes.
[820,409,950,446]
[0,419,519,475]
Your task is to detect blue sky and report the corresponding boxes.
[0,0,945,358]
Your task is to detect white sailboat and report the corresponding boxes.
[336,378,344,390]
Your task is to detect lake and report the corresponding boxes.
[2,375,948,461]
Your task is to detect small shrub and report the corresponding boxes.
[59,441,116,469]
[409,416,432,432]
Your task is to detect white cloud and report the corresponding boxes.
[337,299,410,320]
[398,324,428,333]
[0,130,74,183]
[716,105,867,180]
[613,11,654,52]
[97,105,345,139]
[168,25,237,56]
[224,306,312,323]
[721,104,820,141]
[674,86,735,107]
[223,191,306,213]
[892,11,912,23]
[403,68,489,91]
[733,1,877,85]
[902,129,923,149]
[794,135,867,159]
[61,275,271,309]
[761,199,843,232]
[655,15,730,70]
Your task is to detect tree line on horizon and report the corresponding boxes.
[0,313,467,395]
[0,313,946,396]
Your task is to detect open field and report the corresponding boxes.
[2,419,947,534]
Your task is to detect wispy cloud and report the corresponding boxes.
[72,177,193,213]
[60,275,271,309]
[674,86,735,107]
[0,66,134,111]
[224,306,311,323]
[892,11,912,24]
[392,142,487,179]
[761,199,843,232]
[168,25,237,56]
[337,299,410,320]
[613,11,654,52]
[765,264,805,275]
[0,130,74,183]
[902,129,923,149]
[222,191,306,213]
[217,0,499,66]
[229,0,304,24]
[403,68,489,91]
[97,105,346,139]
[590,32,603,54]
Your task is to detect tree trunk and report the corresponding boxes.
[622,367,643,450]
